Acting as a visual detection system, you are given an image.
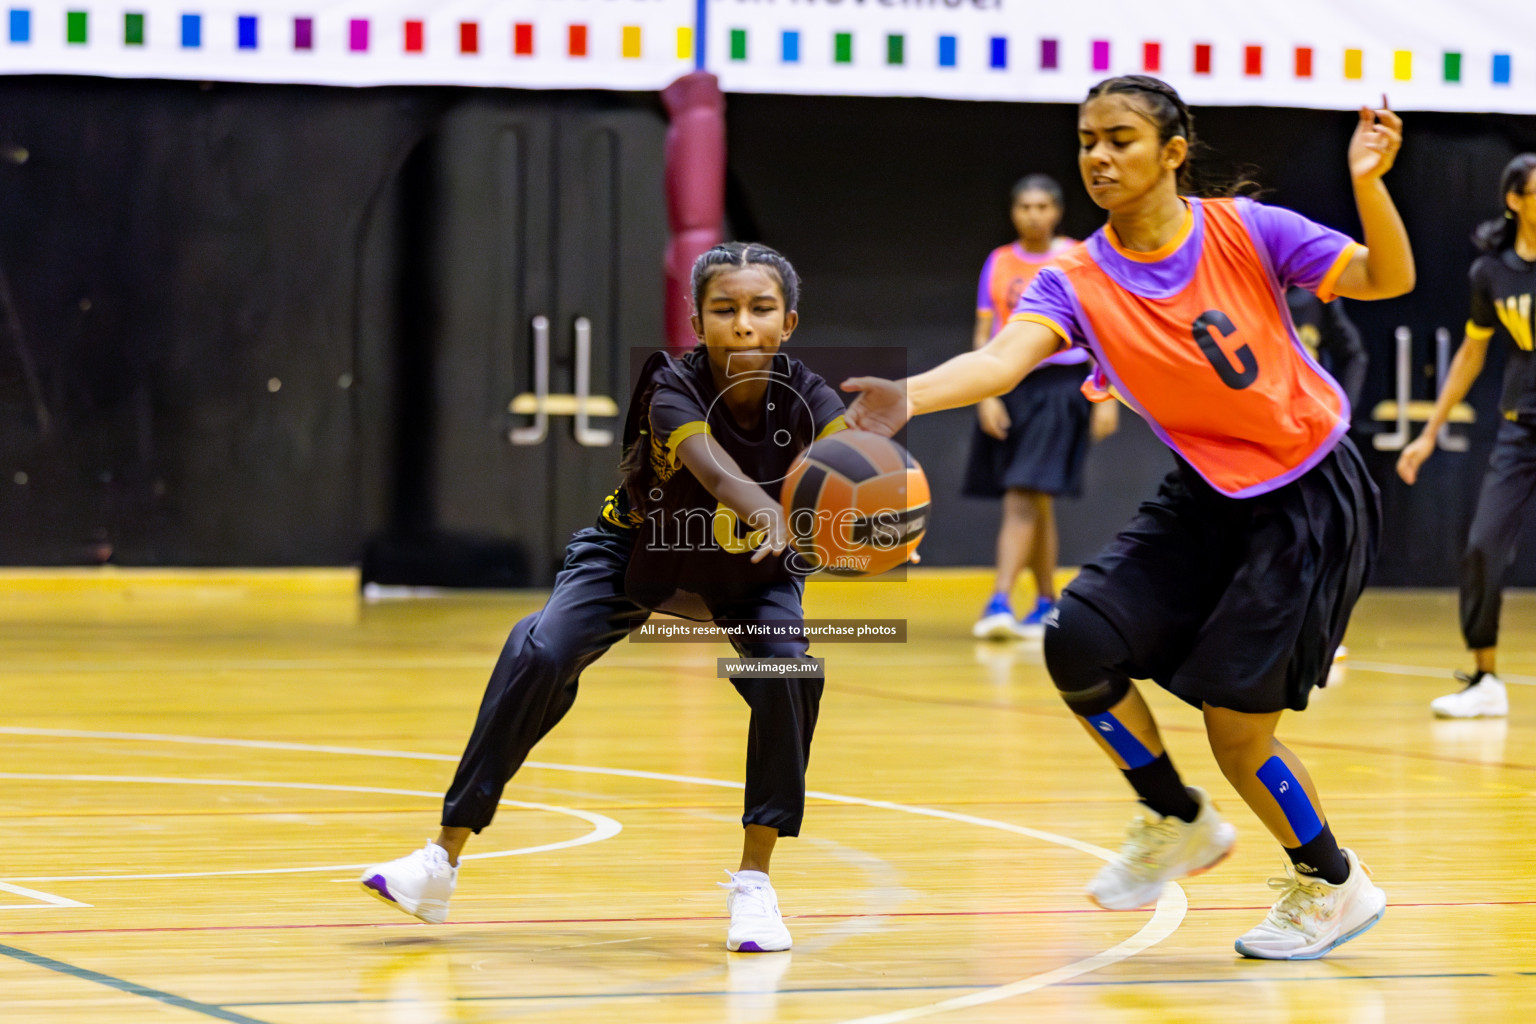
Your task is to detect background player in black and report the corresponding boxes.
[1288,287,1367,411]
[1287,287,1368,670]
[359,243,847,952]
[1398,153,1536,719]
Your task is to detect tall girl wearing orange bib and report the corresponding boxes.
[844,76,1414,960]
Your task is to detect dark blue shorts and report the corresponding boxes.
[1062,436,1380,714]
[962,362,1093,499]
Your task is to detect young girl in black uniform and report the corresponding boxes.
[360,243,848,952]
[1398,153,1536,719]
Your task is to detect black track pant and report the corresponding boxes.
[442,527,824,837]
[1461,418,1536,650]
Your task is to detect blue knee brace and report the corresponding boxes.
[1083,711,1156,769]
[1256,756,1323,844]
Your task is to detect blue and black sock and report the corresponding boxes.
[1285,821,1350,884]
[1123,753,1199,823]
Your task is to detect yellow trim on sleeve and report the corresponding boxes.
[1314,242,1364,303]
[664,420,711,469]
[1006,312,1072,350]
[815,415,849,440]
[1466,320,1496,342]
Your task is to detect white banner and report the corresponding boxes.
[0,2,695,88]
[706,0,1536,112]
[0,1,1533,112]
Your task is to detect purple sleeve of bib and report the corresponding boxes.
[1237,197,1356,293]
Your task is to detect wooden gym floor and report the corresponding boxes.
[2,567,1534,1023]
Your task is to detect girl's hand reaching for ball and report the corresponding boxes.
[840,377,912,437]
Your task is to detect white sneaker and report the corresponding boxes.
[1086,787,1237,910]
[360,842,457,924]
[972,611,1030,641]
[721,870,792,952]
[1234,847,1386,960]
[1431,671,1508,718]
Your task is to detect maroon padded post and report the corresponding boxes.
[661,71,726,355]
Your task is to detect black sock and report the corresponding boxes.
[1122,753,1199,822]
[1285,821,1350,884]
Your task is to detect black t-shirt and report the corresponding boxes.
[600,345,847,619]
[1285,287,1367,411]
[1468,248,1536,417]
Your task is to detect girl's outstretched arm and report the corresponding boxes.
[843,319,1063,436]
[1333,99,1416,300]
[674,433,787,563]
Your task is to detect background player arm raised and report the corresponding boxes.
[1330,100,1416,301]
[672,432,789,563]
[842,319,1064,436]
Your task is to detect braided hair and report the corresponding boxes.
[689,241,801,315]
[1472,153,1536,253]
[1083,75,1257,198]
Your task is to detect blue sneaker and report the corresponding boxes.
[972,593,1029,640]
[1019,596,1057,638]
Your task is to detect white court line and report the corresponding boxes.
[0,880,91,910]
[839,888,1186,1024]
[0,775,619,882]
[1347,660,1536,686]
[0,727,463,761]
[2,728,1187,1022]
[0,658,493,674]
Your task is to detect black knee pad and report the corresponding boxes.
[1043,594,1133,716]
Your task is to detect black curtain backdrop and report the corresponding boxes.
[2,76,1534,586]
[724,95,1536,586]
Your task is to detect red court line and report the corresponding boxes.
[6,899,1533,938]
[834,682,1536,773]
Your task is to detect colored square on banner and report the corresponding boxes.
[404,20,423,53]
[124,13,144,46]
[513,22,532,56]
[1143,42,1160,73]
[568,24,586,58]
[1344,49,1362,79]
[1040,38,1058,70]
[939,35,956,68]
[294,17,313,51]
[1443,51,1461,82]
[781,30,798,64]
[1245,45,1262,76]
[989,36,1006,70]
[66,10,86,44]
[621,25,640,58]
[1295,46,1313,78]
[1194,43,1212,74]
[1493,53,1511,84]
[676,26,691,60]
[9,9,29,44]
[834,32,851,64]
[730,28,745,61]
[460,21,478,54]
[886,33,903,66]
[181,13,199,48]
[349,19,367,52]
[1092,40,1108,72]
[237,15,257,50]
[1394,50,1411,80]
